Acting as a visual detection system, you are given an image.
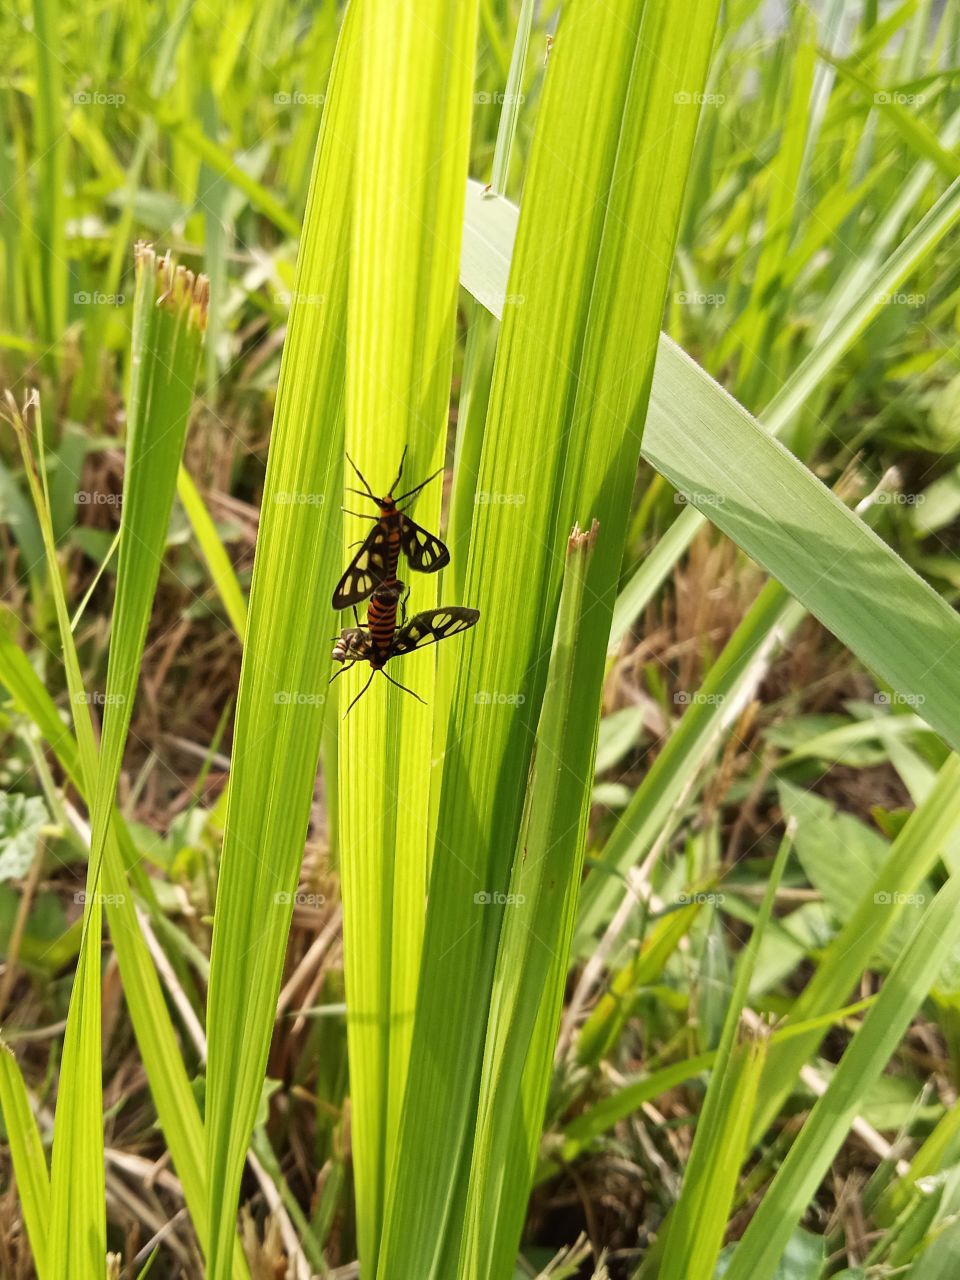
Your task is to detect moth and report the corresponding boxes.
[331,584,480,714]
[332,448,450,610]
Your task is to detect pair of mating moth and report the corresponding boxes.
[330,451,479,713]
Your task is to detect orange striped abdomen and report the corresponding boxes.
[380,503,402,583]
[367,579,402,667]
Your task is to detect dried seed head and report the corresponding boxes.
[134,241,210,331]
[567,518,599,554]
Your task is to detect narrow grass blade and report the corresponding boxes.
[177,464,248,638]
[337,0,478,1267]
[149,109,300,238]
[30,0,67,349]
[204,11,360,1276]
[50,252,206,1278]
[449,2,533,594]
[828,55,960,179]
[460,523,597,1279]
[0,1041,50,1279]
[87,245,208,894]
[659,832,791,1280]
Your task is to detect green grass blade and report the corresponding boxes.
[642,336,960,750]
[660,831,791,1280]
[177,464,248,638]
[732,6,815,391]
[30,0,67,349]
[449,2,533,595]
[461,523,598,1279]
[10,397,107,1279]
[204,11,360,1275]
[337,0,478,1267]
[0,1041,50,1279]
[87,246,208,892]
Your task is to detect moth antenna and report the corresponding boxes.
[344,452,377,499]
[389,444,408,495]
[396,464,444,508]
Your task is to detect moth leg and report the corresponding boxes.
[382,669,426,705]
[329,660,356,684]
[343,669,376,717]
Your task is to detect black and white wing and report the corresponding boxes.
[399,515,450,574]
[390,606,480,656]
[331,523,391,609]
